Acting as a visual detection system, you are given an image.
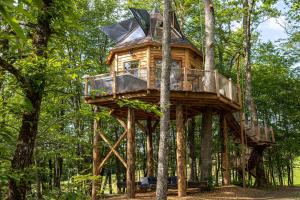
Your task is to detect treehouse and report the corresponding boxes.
[84,8,240,118]
[84,8,275,198]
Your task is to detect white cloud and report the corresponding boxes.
[262,16,286,31]
[257,16,287,42]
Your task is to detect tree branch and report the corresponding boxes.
[0,57,32,92]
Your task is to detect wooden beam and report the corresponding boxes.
[99,131,127,169]
[147,46,151,89]
[146,119,154,177]
[127,108,136,198]
[98,130,127,171]
[136,120,146,134]
[115,117,127,130]
[220,113,230,185]
[176,104,186,197]
[151,120,159,133]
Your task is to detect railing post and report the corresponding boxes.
[228,78,233,101]
[113,71,117,98]
[256,125,261,141]
[214,69,220,96]
[184,67,188,91]
[147,47,151,90]
[84,77,89,96]
[91,77,95,96]
[264,121,268,141]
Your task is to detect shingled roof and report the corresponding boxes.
[101,8,202,63]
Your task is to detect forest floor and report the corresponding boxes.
[104,185,300,200]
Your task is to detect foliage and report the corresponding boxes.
[117,99,162,116]
[0,0,299,198]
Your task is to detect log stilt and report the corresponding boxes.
[127,108,136,198]
[220,113,230,185]
[176,104,186,197]
[146,119,154,177]
[92,106,101,200]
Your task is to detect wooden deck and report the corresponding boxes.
[84,67,241,120]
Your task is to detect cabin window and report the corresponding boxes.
[124,60,140,72]
[123,60,146,79]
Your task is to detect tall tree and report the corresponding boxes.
[0,0,54,198]
[200,0,215,187]
[156,0,172,199]
[243,0,258,126]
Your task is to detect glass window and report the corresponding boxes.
[124,60,139,71]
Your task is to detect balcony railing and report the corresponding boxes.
[84,67,240,105]
[232,112,275,143]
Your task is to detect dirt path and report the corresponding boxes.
[104,185,300,200]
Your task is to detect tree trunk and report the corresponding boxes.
[92,106,101,200]
[200,109,213,187]
[6,0,53,199]
[243,0,258,125]
[203,0,215,90]
[53,155,63,189]
[156,0,172,199]
[255,147,267,187]
[200,0,215,189]
[49,159,53,190]
[220,114,230,185]
[187,117,198,182]
[8,92,43,200]
[176,104,186,197]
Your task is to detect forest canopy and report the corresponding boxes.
[0,0,299,199]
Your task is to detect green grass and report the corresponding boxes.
[294,157,300,186]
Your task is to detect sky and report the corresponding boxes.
[256,1,288,42]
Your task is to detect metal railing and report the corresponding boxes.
[84,67,240,104]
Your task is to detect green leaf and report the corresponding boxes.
[0,4,25,39]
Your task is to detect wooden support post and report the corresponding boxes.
[112,71,117,98]
[127,108,135,198]
[220,113,230,185]
[214,69,220,96]
[176,104,186,197]
[92,106,101,200]
[146,119,154,177]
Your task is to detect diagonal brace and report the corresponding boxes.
[98,130,127,171]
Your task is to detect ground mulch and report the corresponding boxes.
[104,185,300,200]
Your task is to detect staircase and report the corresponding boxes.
[225,112,275,179]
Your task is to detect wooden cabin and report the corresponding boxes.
[84,9,240,120]
[84,8,274,198]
